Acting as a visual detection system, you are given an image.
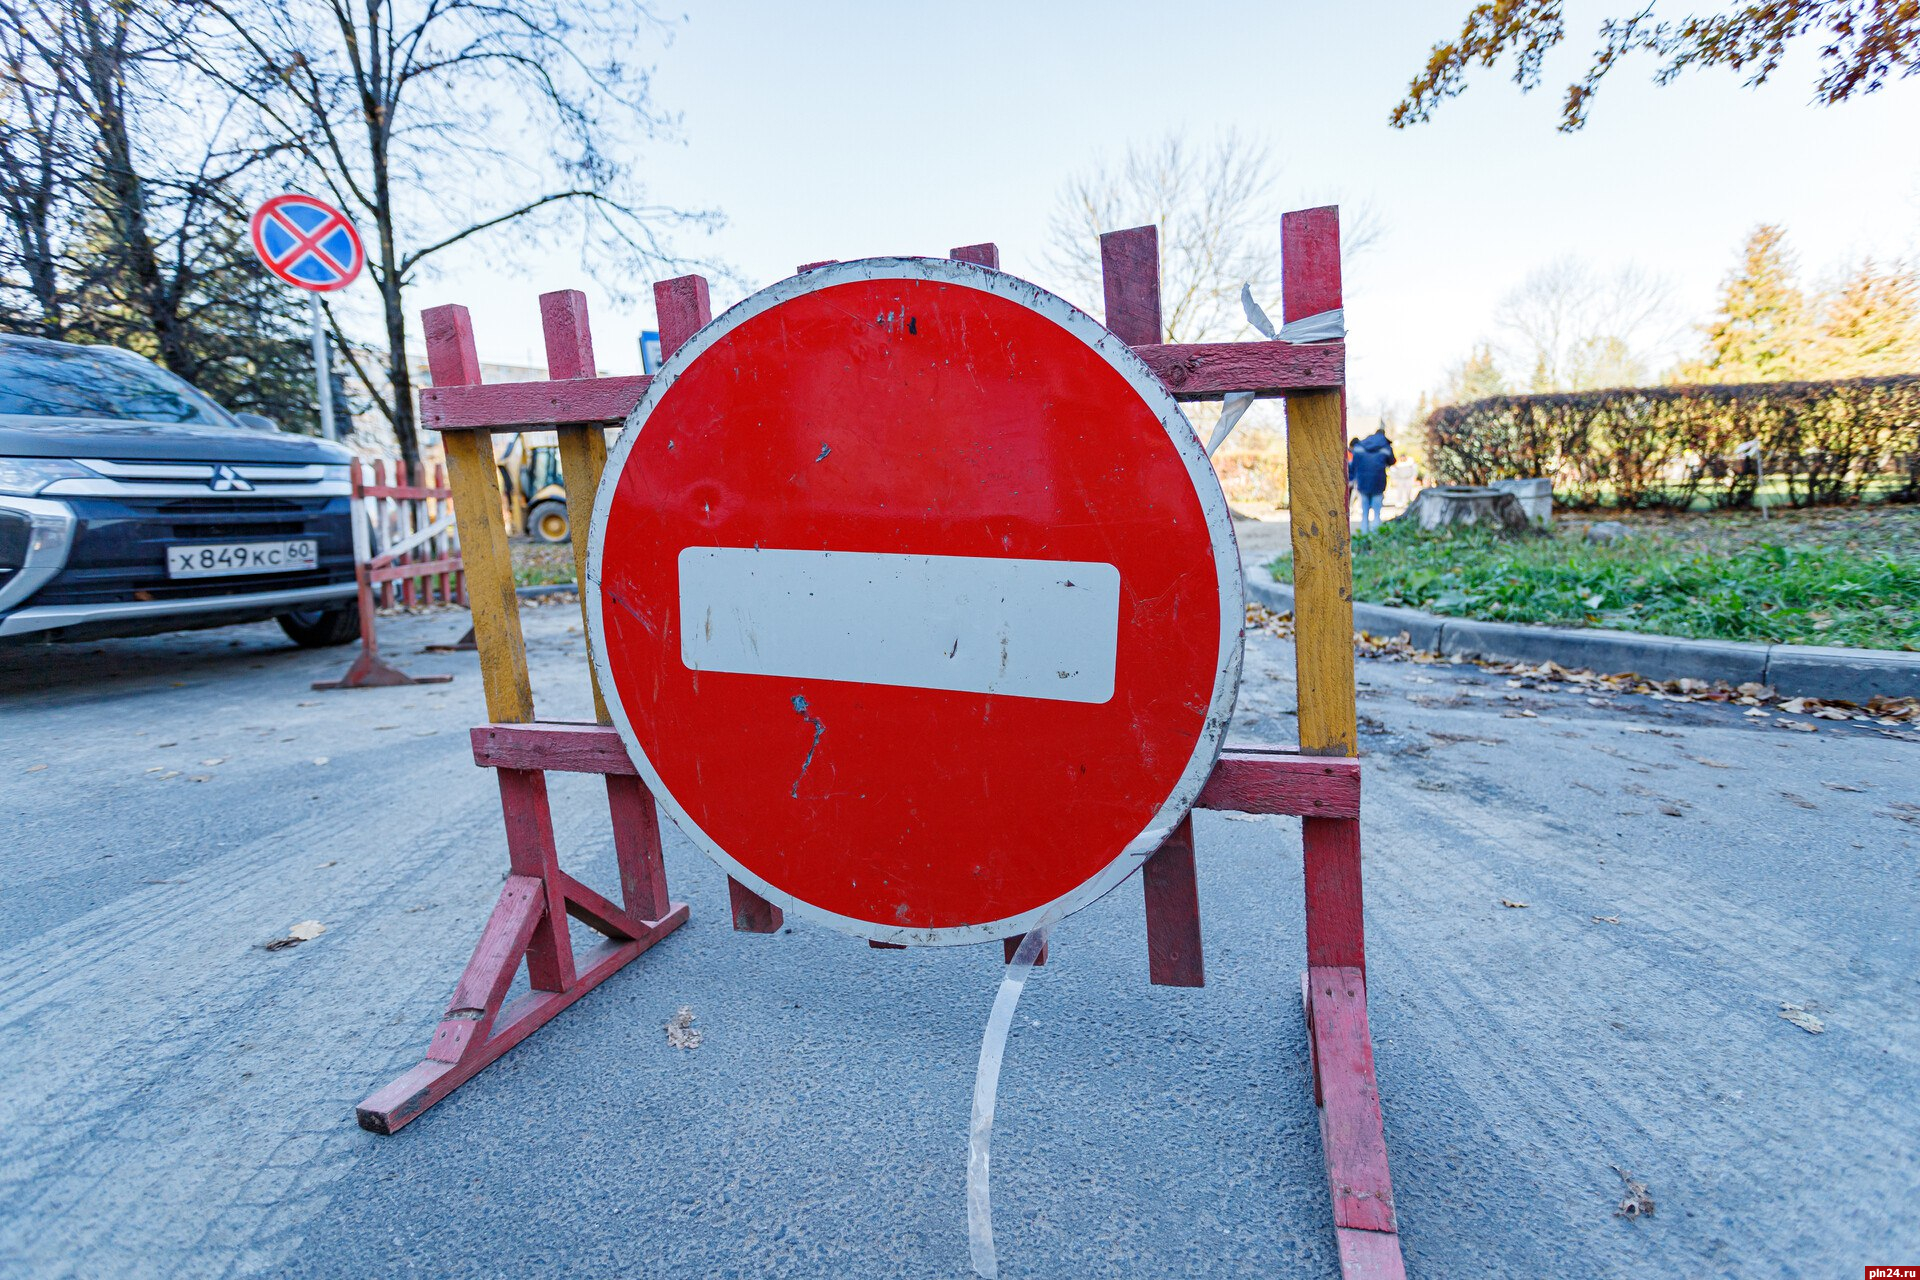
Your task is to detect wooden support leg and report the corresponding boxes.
[1304,966,1404,1277]
[728,877,784,933]
[357,761,689,1135]
[605,775,671,922]
[1143,816,1204,987]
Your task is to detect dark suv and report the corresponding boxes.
[0,334,359,646]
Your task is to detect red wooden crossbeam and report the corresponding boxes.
[420,342,1341,431]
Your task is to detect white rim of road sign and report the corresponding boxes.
[585,257,1245,946]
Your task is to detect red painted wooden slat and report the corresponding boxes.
[1282,206,1344,324]
[654,275,712,360]
[557,870,645,940]
[423,304,484,387]
[604,775,671,922]
[1304,817,1366,971]
[467,725,1360,824]
[368,555,460,582]
[1198,753,1360,819]
[1099,225,1162,345]
[1306,964,1398,1234]
[422,375,652,432]
[728,876,784,933]
[539,289,595,380]
[440,875,543,1041]
[1133,340,1345,398]
[949,243,999,269]
[1143,815,1203,987]
[497,768,575,991]
[470,722,635,774]
[1335,1227,1408,1280]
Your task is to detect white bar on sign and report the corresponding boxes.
[678,547,1121,703]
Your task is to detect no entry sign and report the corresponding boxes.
[248,194,364,292]
[587,260,1242,944]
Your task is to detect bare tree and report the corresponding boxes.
[186,0,719,468]
[1493,258,1676,391]
[1394,1,1920,132]
[1,0,319,425]
[0,0,75,333]
[1045,131,1380,345]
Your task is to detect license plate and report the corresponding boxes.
[166,539,319,579]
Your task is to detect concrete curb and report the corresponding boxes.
[1246,573,1920,703]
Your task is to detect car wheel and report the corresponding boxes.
[278,605,361,648]
[528,501,571,544]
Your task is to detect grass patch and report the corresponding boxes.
[510,539,577,587]
[1268,507,1920,651]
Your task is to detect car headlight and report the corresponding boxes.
[0,457,98,496]
[320,463,352,483]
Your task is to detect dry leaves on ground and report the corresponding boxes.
[1244,605,1919,732]
[665,1006,703,1049]
[1500,898,1529,909]
[1778,1002,1826,1034]
[1613,1167,1655,1218]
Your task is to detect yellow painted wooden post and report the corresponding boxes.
[1281,208,1356,759]
[423,304,535,725]
[538,290,613,725]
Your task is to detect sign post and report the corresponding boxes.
[248,193,365,439]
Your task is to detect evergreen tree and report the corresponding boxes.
[1685,224,1810,383]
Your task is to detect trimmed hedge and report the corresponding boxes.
[1425,376,1920,508]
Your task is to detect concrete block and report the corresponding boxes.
[1764,644,1920,703]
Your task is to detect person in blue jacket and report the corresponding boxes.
[1347,428,1396,534]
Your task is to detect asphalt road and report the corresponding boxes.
[1,601,1915,1278]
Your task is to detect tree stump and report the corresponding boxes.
[1399,486,1531,532]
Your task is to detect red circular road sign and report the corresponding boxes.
[248,194,364,292]
[587,260,1242,945]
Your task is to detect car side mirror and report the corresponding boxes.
[233,412,280,432]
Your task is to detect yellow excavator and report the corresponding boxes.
[493,431,572,542]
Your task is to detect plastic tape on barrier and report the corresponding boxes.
[967,921,1055,1279]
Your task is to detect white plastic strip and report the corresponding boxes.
[967,923,1054,1279]
[1207,391,1256,457]
[1240,282,1345,344]
[678,547,1122,703]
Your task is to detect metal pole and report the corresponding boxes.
[310,291,336,440]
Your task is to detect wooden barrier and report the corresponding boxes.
[356,212,1404,1278]
[312,461,462,690]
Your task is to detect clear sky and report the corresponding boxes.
[395,0,1920,414]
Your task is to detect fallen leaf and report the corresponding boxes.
[317,860,337,868]
[1743,708,1770,718]
[199,757,225,767]
[188,774,212,783]
[374,725,399,731]
[1821,781,1866,792]
[1778,1002,1824,1034]
[263,920,326,951]
[312,756,329,766]
[1780,793,1817,809]
[1688,757,1732,769]
[1776,721,1817,733]
[297,700,319,707]
[1613,1167,1655,1218]
[156,741,177,747]
[1658,805,1684,817]
[1779,698,1810,715]
[1500,898,1529,909]
[665,1005,703,1049]
[154,769,181,780]
[25,763,47,773]
[1591,914,1621,925]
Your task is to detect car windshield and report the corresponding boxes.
[0,342,224,424]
